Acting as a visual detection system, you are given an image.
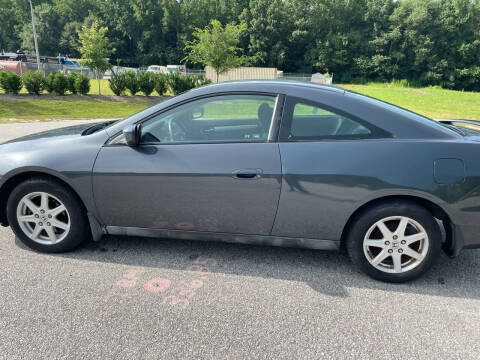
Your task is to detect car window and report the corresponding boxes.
[140,94,276,144]
[288,102,371,140]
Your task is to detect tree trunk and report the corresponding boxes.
[216,71,219,83]
[97,70,101,95]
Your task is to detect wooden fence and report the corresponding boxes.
[205,66,277,82]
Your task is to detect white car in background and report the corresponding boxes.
[147,65,187,75]
[146,65,166,74]
[166,65,186,74]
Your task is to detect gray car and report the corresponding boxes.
[1,80,480,282]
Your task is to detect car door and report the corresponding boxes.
[272,96,392,241]
[92,93,282,235]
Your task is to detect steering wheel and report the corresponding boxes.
[167,118,187,142]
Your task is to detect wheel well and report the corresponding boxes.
[0,172,88,226]
[340,195,453,251]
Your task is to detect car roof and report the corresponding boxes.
[189,80,346,95]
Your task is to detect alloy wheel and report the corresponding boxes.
[16,192,71,245]
[363,216,429,274]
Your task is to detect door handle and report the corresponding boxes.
[232,168,263,179]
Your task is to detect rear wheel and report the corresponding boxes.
[346,201,441,282]
[7,177,89,253]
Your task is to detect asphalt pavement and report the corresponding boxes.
[0,121,479,359]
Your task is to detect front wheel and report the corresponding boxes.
[7,177,89,253]
[346,201,441,282]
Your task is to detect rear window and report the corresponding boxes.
[279,96,391,141]
[291,103,371,138]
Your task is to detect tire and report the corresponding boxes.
[7,177,89,253]
[346,200,441,283]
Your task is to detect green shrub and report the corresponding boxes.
[166,72,211,95]
[167,72,198,95]
[22,71,44,95]
[109,72,128,96]
[125,70,140,95]
[52,72,69,95]
[138,71,156,96]
[154,73,168,95]
[43,72,69,95]
[67,72,80,94]
[0,71,6,90]
[196,75,212,87]
[44,73,56,94]
[0,71,23,94]
[74,74,90,94]
[390,78,410,88]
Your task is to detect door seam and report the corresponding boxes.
[269,143,283,235]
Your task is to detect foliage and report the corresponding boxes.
[124,71,140,95]
[2,0,480,90]
[44,73,56,94]
[109,72,128,96]
[67,72,80,94]
[389,79,410,88]
[74,74,91,94]
[20,3,61,57]
[154,74,168,96]
[77,20,114,73]
[42,72,71,95]
[184,20,253,82]
[0,71,23,95]
[166,72,199,95]
[52,72,69,96]
[22,71,44,95]
[137,71,156,96]
[196,75,212,87]
[77,19,114,95]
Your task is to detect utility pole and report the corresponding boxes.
[28,0,41,71]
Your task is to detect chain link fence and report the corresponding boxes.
[16,62,332,84]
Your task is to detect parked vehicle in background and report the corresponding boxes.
[0,61,28,75]
[147,65,167,74]
[58,57,88,71]
[311,73,333,85]
[146,65,186,75]
[166,65,186,74]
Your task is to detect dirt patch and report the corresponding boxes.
[414,89,427,95]
[0,94,170,103]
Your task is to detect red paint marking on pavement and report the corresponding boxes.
[144,278,172,293]
[116,279,136,288]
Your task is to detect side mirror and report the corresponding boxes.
[123,124,141,147]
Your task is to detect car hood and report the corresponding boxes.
[1,123,97,146]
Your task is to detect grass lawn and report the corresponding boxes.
[0,97,156,122]
[340,83,480,120]
[0,80,479,122]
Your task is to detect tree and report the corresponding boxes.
[240,0,292,69]
[183,20,252,82]
[77,20,115,95]
[1,0,480,90]
[20,3,62,56]
[0,0,21,52]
